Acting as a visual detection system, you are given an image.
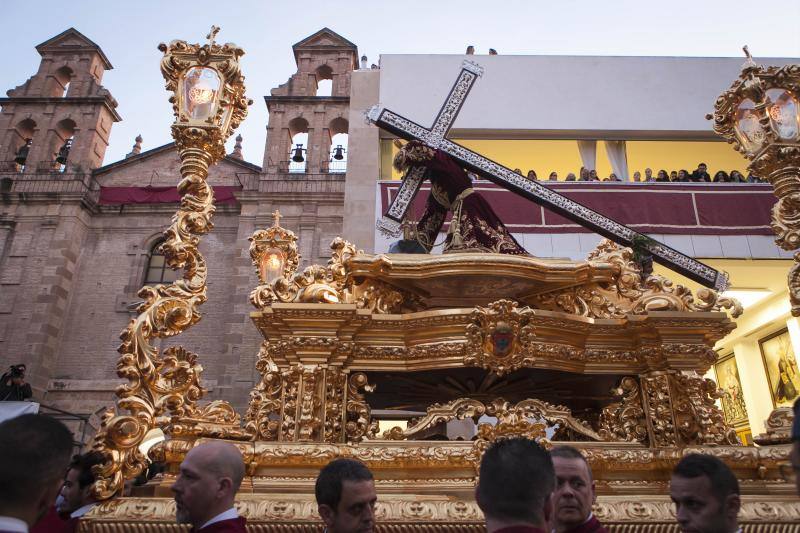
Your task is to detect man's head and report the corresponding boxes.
[60,451,105,514]
[670,454,740,533]
[580,167,589,179]
[550,446,595,532]
[171,441,245,527]
[476,437,555,531]
[316,458,376,533]
[59,452,105,513]
[698,163,708,173]
[645,167,653,178]
[0,414,73,526]
[589,169,598,179]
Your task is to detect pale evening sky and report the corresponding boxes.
[2,0,799,166]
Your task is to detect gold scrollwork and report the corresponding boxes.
[755,407,795,445]
[385,396,600,444]
[599,376,649,444]
[537,240,742,319]
[640,371,738,447]
[90,29,249,499]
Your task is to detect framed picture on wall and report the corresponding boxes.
[714,353,749,426]
[759,328,800,408]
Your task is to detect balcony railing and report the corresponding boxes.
[275,160,348,174]
[236,172,346,194]
[0,172,100,204]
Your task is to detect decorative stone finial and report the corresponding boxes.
[230,134,243,159]
[125,134,143,158]
[271,209,282,227]
[360,55,368,69]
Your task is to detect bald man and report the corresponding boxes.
[171,442,247,533]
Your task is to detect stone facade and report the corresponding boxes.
[0,28,356,431]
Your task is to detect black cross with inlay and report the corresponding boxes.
[367,60,728,290]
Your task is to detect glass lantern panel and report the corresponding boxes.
[182,67,221,121]
[734,99,766,155]
[766,88,800,141]
[259,247,286,283]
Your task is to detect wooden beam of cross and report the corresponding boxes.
[367,60,729,291]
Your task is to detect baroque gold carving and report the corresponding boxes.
[80,493,800,530]
[345,372,379,442]
[250,237,409,313]
[90,29,249,499]
[537,240,742,319]
[640,371,738,447]
[383,398,487,440]
[244,347,377,444]
[463,299,535,375]
[755,407,795,445]
[599,376,648,444]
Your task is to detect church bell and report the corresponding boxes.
[55,138,73,165]
[291,143,305,163]
[14,139,32,166]
[332,144,346,160]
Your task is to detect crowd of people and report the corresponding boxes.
[1,407,799,533]
[510,163,766,183]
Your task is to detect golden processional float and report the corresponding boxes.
[79,31,800,531]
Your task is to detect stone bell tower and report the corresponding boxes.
[263,27,357,174]
[0,28,120,173]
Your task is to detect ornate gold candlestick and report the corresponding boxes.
[708,48,800,314]
[89,27,250,499]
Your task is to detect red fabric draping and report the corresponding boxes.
[99,185,240,205]
[380,181,775,236]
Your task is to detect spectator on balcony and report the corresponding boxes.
[746,172,764,183]
[713,171,730,183]
[548,172,558,181]
[632,171,641,182]
[527,170,538,181]
[690,163,712,182]
[565,173,577,181]
[588,170,599,181]
[656,170,670,182]
[604,173,621,182]
[677,170,690,182]
[644,168,654,181]
[729,170,745,182]
[579,167,590,181]
[670,171,679,182]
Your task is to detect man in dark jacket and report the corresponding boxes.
[551,446,608,533]
[690,163,712,182]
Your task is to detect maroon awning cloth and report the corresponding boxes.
[379,181,776,236]
[98,185,240,205]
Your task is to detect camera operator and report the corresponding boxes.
[0,364,33,401]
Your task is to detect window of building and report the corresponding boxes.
[144,240,180,285]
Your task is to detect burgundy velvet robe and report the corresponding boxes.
[414,149,527,255]
[494,527,548,533]
[562,515,609,533]
[192,517,247,533]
